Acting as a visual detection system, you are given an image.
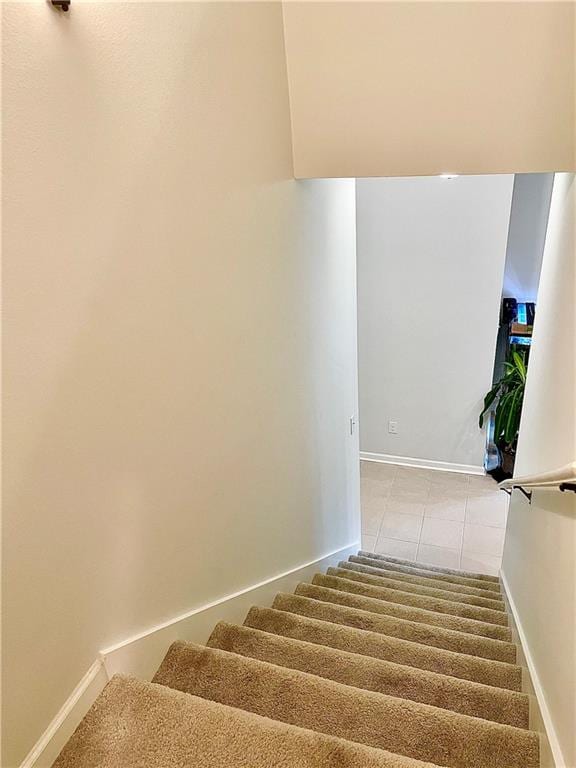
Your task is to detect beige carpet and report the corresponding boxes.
[351,554,503,593]
[357,552,501,584]
[336,561,506,610]
[53,551,540,768]
[207,621,528,727]
[308,576,512,640]
[245,605,522,690]
[52,676,440,768]
[325,567,509,625]
[289,586,516,660]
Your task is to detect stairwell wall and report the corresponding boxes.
[501,173,576,767]
[502,173,554,304]
[282,2,575,179]
[356,175,513,470]
[1,4,359,765]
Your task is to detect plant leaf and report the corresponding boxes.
[494,393,511,442]
[512,351,527,382]
[480,347,527,441]
[504,389,520,444]
[479,385,500,427]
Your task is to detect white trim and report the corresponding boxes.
[360,451,485,476]
[19,659,109,768]
[19,541,359,767]
[101,541,359,680]
[500,570,566,768]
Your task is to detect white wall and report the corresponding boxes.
[513,174,576,478]
[1,4,359,765]
[503,174,554,303]
[357,176,513,470]
[283,2,575,179]
[502,174,575,768]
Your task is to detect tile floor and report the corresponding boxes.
[360,461,509,576]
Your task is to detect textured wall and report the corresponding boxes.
[1,4,359,764]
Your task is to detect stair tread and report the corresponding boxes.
[246,605,522,691]
[153,640,538,768]
[348,558,503,600]
[338,562,505,610]
[275,591,516,663]
[359,552,501,583]
[305,578,512,642]
[327,568,508,624]
[354,554,502,594]
[52,675,440,768]
[209,621,529,727]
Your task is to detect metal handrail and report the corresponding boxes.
[499,461,576,502]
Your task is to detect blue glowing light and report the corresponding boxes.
[517,303,527,325]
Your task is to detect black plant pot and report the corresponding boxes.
[487,444,516,482]
[500,445,516,479]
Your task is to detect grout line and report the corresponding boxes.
[458,492,468,568]
[463,520,508,530]
[371,500,388,546]
[416,514,425,545]
[417,542,460,553]
[414,501,427,562]
[463,549,504,560]
[362,466,506,565]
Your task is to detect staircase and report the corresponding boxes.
[53,552,540,768]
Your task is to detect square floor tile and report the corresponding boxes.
[392,477,431,497]
[385,496,426,517]
[361,461,397,480]
[378,510,423,542]
[467,477,500,495]
[463,523,505,556]
[363,493,388,513]
[460,552,502,577]
[361,477,393,500]
[428,483,468,501]
[465,493,508,528]
[417,543,461,569]
[395,466,431,481]
[424,496,466,522]
[361,534,377,553]
[420,516,464,549]
[389,483,430,504]
[374,536,418,560]
[361,498,385,536]
[427,470,470,488]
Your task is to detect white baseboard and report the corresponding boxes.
[101,541,359,680]
[19,660,109,768]
[500,570,566,768]
[20,541,359,768]
[360,451,485,476]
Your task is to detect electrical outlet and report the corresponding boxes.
[388,420,398,434]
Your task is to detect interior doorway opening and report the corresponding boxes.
[355,172,554,574]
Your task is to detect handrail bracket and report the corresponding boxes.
[517,486,532,503]
[500,485,532,502]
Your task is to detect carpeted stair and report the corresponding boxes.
[53,551,540,768]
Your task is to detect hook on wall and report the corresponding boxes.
[51,0,71,11]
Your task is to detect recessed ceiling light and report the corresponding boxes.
[439,173,459,180]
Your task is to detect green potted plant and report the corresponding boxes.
[479,349,527,477]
